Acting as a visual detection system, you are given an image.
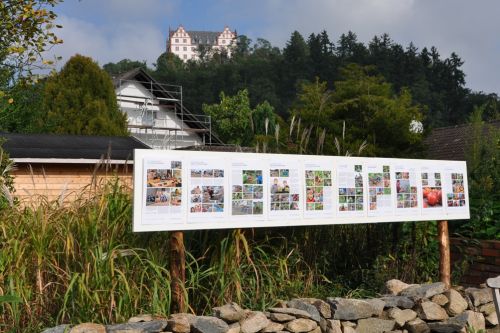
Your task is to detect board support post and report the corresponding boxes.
[438,220,451,289]
[170,230,186,313]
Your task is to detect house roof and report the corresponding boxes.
[187,31,220,45]
[112,68,224,145]
[0,132,150,163]
[424,120,500,160]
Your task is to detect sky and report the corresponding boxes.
[48,0,500,94]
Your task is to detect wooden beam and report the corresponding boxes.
[170,230,186,313]
[438,220,451,289]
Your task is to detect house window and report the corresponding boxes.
[175,38,179,43]
[175,46,179,51]
[222,40,226,44]
[191,46,195,51]
[183,46,187,51]
[183,54,187,59]
[183,38,187,43]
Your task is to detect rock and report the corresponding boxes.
[319,318,327,332]
[427,310,485,333]
[310,327,321,333]
[261,321,284,333]
[466,287,493,307]
[214,303,246,322]
[240,311,269,333]
[285,318,318,333]
[42,325,71,333]
[418,301,449,321]
[479,302,496,316]
[269,312,296,322]
[170,313,197,324]
[445,289,468,316]
[70,323,106,333]
[326,319,342,333]
[313,300,332,319]
[227,323,240,333]
[287,299,321,322]
[431,294,449,306]
[400,282,447,301]
[380,296,415,309]
[341,321,357,333]
[364,298,385,317]
[268,307,312,320]
[357,318,396,333]
[386,279,413,295]
[106,321,169,332]
[327,298,378,320]
[404,318,430,333]
[128,314,158,323]
[342,327,356,333]
[387,308,417,327]
[167,316,191,333]
[486,312,498,326]
[191,316,230,333]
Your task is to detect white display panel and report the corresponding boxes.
[133,150,470,232]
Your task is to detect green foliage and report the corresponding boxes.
[0,0,63,98]
[202,89,277,146]
[291,65,424,157]
[41,54,128,136]
[458,106,500,240]
[0,142,15,210]
[102,59,148,75]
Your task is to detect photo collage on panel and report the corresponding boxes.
[232,170,264,215]
[189,168,224,213]
[305,170,332,211]
[395,171,418,208]
[145,161,182,208]
[447,173,466,207]
[270,168,300,211]
[368,165,391,211]
[338,164,364,212]
[421,172,443,208]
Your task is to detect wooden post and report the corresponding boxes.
[170,230,186,313]
[438,220,451,289]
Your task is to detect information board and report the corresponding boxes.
[133,150,469,232]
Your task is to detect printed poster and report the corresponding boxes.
[394,165,419,214]
[337,163,365,216]
[444,169,467,210]
[367,163,393,216]
[269,161,301,219]
[143,158,184,224]
[421,168,444,214]
[187,159,227,220]
[304,160,334,218]
[231,160,265,217]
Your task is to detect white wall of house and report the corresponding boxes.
[116,81,204,149]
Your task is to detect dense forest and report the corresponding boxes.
[104,30,499,130]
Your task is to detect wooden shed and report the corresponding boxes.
[1,133,150,203]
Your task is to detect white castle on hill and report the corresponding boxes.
[167,25,237,62]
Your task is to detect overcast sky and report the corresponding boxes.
[49,0,500,94]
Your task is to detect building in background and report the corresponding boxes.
[113,68,222,149]
[167,25,237,62]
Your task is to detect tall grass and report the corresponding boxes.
[0,178,330,332]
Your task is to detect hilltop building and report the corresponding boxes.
[167,25,237,62]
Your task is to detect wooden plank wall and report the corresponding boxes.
[12,163,133,203]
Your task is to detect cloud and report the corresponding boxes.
[46,15,166,68]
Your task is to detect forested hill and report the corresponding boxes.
[104,30,499,129]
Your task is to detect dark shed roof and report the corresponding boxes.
[0,133,150,162]
[424,120,500,160]
[187,31,220,45]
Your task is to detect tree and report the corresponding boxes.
[103,59,148,75]
[41,54,128,136]
[0,0,63,98]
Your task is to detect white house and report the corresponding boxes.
[167,25,237,62]
[113,68,222,149]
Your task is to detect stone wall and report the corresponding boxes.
[43,280,499,333]
[451,237,500,286]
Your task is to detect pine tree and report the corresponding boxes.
[42,54,128,136]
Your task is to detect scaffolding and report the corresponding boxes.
[116,78,212,150]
